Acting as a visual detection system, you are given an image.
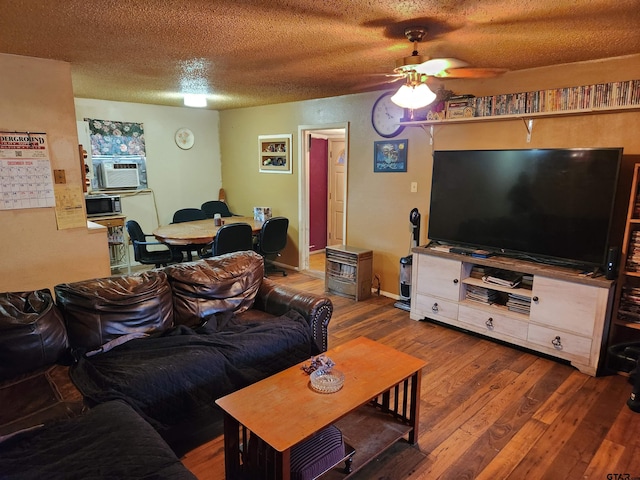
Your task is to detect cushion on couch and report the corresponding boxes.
[0,289,68,381]
[165,250,263,327]
[0,365,85,438]
[0,399,197,480]
[54,270,173,351]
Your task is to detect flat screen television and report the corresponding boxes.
[428,148,623,269]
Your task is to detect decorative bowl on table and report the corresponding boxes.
[309,369,345,394]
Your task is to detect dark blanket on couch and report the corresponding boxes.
[0,400,196,480]
[69,311,318,433]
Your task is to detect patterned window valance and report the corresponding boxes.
[85,118,145,156]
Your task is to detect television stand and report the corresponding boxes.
[410,245,615,376]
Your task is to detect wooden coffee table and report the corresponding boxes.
[215,336,426,479]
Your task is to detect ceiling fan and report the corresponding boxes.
[393,26,507,80]
[380,26,507,109]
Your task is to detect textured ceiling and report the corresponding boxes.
[1,0,639,110]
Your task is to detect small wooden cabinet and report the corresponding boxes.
[91,215,129,272]
[411,248,614,376]
[325,245,373,301]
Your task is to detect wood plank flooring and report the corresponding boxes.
[181,269,640,479]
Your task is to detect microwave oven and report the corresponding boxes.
[85,194,122,217]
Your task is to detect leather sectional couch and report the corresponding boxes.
[0,251,333,478]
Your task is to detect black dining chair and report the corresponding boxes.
[212,223,254,257]
[172,208,207,223]
[171,208,209,261]
[254,217,289,276]
[201,200,237,218]
[125,220,181,268]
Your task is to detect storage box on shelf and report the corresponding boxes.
[608,164,640,372]
[410,248,614,376]
[325,245,372,301]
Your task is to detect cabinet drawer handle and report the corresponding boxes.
[453,279,459,284]
[551,336,562,349]
[432,303,439,313]
[485,317,494,329]
[532,296,539,303]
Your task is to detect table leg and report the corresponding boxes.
[408,370,422,445]
[222,413,241,479]
[275,448,291,480]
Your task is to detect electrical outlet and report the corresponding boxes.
[410,182,418,193]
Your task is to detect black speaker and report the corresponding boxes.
[605,246,619,280]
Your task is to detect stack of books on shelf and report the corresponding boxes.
[466,284,503,305]
[506,293,532,315]
[481,269,524,288]
[626,231,640,273]
[469,265,488,279]
[468,79,640,118]
[618,285,640,323]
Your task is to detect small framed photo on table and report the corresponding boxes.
[373,139,408,172]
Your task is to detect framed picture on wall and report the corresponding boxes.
[258,134,292,173]
[373,139,408,172]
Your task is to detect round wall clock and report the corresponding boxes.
[175,128,195,149]
[371,91,406,138]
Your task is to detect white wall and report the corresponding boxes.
[74,99,222,231]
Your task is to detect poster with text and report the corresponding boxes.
[0,132,55,210]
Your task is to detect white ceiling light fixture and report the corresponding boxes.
[183,93,207,108]
[180,59,210,108]
[390,71,437,109]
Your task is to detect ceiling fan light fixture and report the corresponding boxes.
[183,93,207,108]
[391,81,437,110]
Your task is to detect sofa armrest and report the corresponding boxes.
[253,278,333,353]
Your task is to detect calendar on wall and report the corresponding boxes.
[0,132,55,210]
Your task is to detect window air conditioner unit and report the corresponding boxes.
[100,162,140,189]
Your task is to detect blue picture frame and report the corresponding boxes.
[374,139,408,172]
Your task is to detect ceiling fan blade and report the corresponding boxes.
[414,58,469,75]
[353,75,404,91]
[363,72,405,78]
[434,67,508,79]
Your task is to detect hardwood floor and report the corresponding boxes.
[308,250,326,277]
[181,269,640,479]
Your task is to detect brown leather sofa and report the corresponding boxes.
[55,250,331,354]
[0,251,333,476]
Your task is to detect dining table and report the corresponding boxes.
[153,216,263,246]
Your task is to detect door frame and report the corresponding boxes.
[298,123,349,272]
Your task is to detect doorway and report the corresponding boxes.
[298,124,348,277]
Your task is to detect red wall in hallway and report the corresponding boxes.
[309,137,328,252]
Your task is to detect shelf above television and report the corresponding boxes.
[400,104,640,127]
